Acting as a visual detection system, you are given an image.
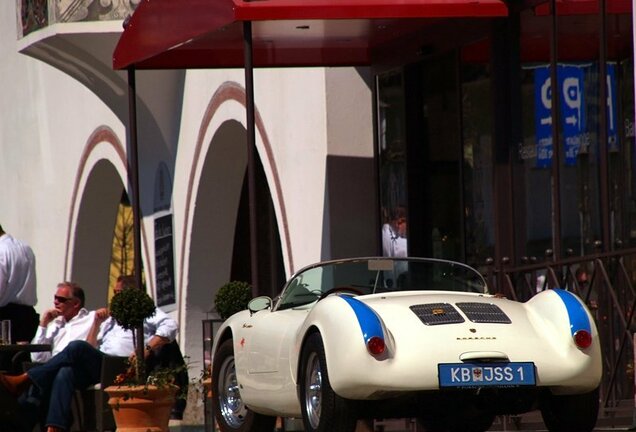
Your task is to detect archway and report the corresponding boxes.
[181,117,285,359]
[70,159,124,310]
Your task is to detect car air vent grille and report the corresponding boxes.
[456,302,511,324]
[410,303,465,325]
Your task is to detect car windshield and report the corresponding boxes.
[276,258,486,310]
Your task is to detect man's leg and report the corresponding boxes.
[27,340,103,394]
[17,385,47,432]
[147,341,189,419]
[44,366,77,431]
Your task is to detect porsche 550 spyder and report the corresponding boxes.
[210,257,602,432]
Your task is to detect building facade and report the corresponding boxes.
[2,0,635,424]
[3,0,378,402]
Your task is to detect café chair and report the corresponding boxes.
[20,355,127,432]
[11,350,32,374]
[73,355,128,432]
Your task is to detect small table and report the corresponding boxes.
[0,344,51,373]
[0,343,51,353]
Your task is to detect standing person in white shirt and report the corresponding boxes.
[0,223,39,344]
[381,207,408,258]
[31,282,97,363]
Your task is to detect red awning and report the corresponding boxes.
[534,0,631,16]
[112,0,508,70]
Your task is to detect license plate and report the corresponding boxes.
[438,362,535,388]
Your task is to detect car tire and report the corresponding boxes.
[299,332,357,432]
[212,338,277,432]
[540,387,599,432]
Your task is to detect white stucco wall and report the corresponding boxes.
[174,68,329,277]
[0,1,125,312]
[172,67,333,365]
[1,3,374,409]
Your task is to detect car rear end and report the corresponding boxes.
[323,290,600,401]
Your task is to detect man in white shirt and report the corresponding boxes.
[85,275,176,356]
[0,276,178,432]
[31,282,96,363]
[381,207,408,258]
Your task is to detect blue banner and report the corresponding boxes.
[534,65,588,167]
[559,65,585,165]
[534,66,553,168]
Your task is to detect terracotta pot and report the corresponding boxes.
[105,384,178,432]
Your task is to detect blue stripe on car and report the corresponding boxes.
[339,295,383,343]
[552,288,591,335]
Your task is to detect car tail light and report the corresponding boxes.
[367,336,385,355]
[573,329,592,349]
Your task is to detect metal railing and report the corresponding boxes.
[484,247,636,417]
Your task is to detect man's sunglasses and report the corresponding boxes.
[54,295,74,303]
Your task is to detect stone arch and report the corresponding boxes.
[65,126,152,309]
[177,81,289,357]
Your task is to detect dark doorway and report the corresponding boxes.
[405,54,463,262]
[231,156,286,298]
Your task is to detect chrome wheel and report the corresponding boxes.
[300,333,357,432]
[304,351,322,429]
[218,355,247,428]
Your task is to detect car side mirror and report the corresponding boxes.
[248,296,272,315]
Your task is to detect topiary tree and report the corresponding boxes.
[109,287,156,382]
[214,281,252,319]
[109,286,156,331]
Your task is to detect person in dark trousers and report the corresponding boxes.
[0,224,39,371]
[0,276,178,432]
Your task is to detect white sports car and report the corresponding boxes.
[210,257,602,432]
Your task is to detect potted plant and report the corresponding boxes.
[202,281,253,398]
[214,280,252,320]
[104,286,182,432]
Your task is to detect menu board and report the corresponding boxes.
[154,214,176,307]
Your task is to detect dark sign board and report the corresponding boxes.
[155,214,176,306]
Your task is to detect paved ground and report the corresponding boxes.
[167,426,636,432]
[167,422,636,432]
[170,401,636,432]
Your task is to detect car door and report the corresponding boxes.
[246,308,307,377]
[238,307,309,413]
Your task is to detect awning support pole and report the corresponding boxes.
[549,0,562,260]
[127,66,145,365]
[244,21,260,295]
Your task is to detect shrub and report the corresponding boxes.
[215,281,252,319]
[108,286,157,383]
[109,286,156,331]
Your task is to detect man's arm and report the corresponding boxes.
[142,308,178,358]
[143,335,171,359]
[86,308,109,347]
[30,310,59,363]
[147,308,178,341]
[37,308,59,330]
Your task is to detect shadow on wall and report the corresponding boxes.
[71,159,124,310]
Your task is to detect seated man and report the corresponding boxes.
[86,275,175,355]
[31,282,97,363]
[89,275,189,419]
[0,276,178,432]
